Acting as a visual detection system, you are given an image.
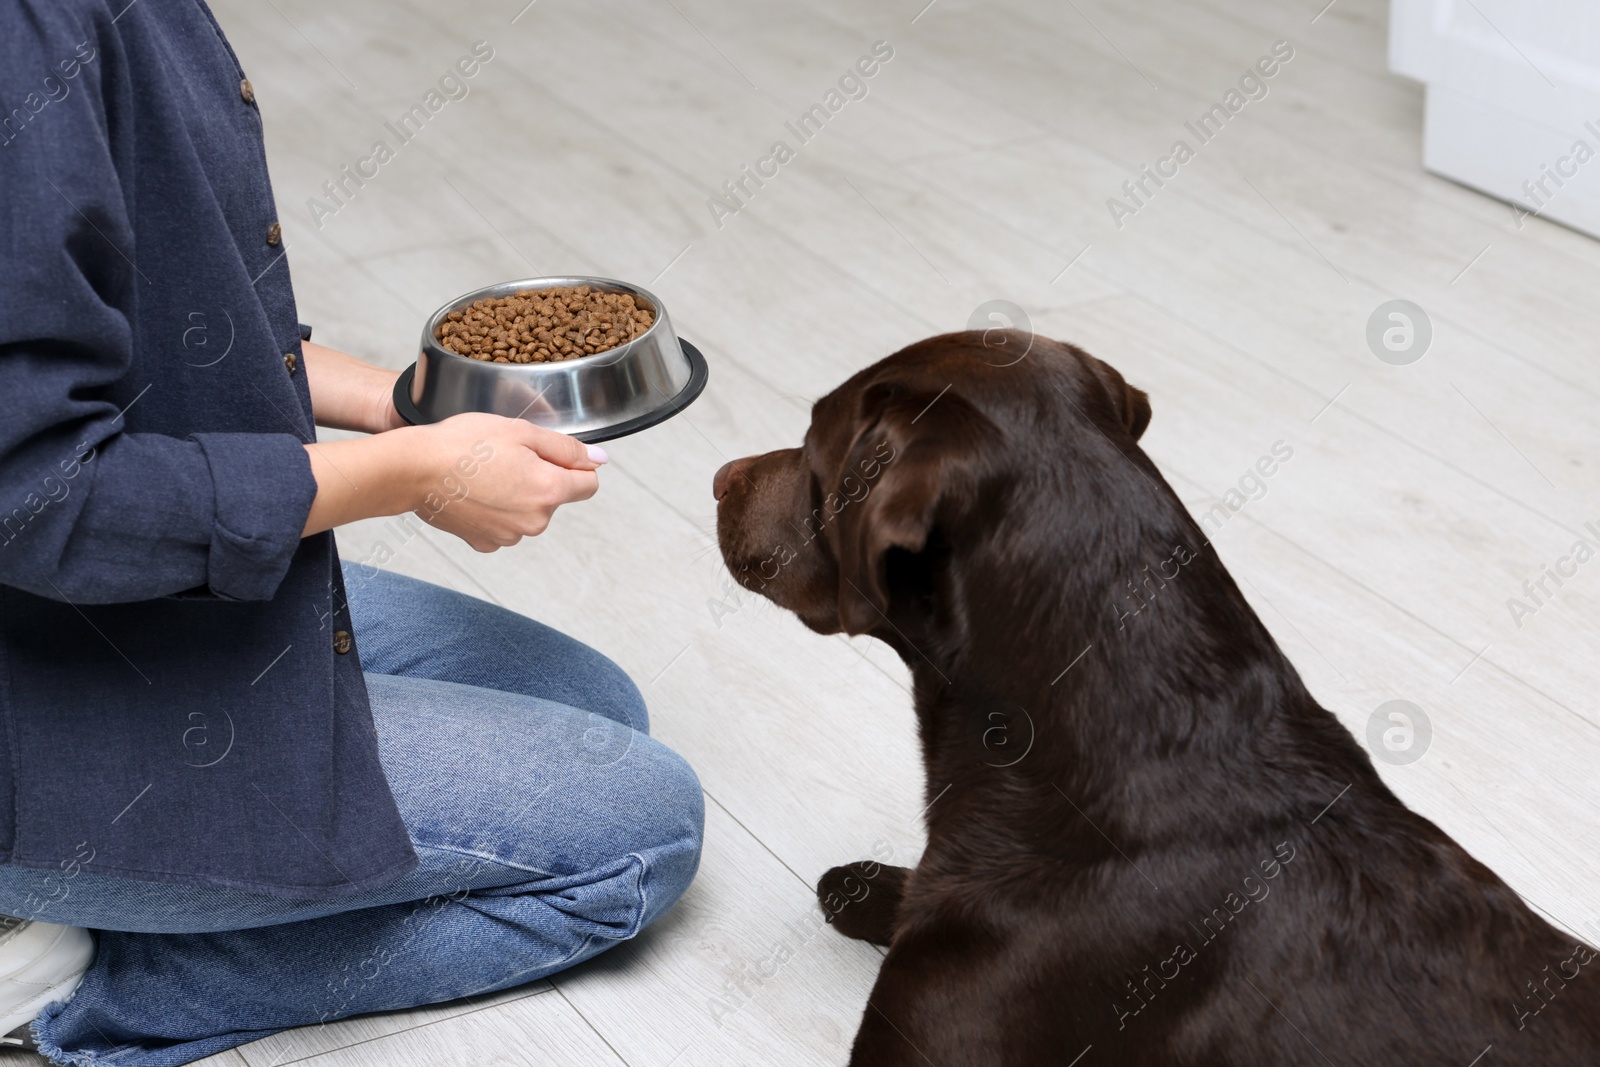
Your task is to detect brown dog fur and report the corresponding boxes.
[713,331,1600,1066]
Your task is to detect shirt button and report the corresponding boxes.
[283,351,298,374]
[240,78,255,105]
[333,630,352,655]
[266,222,281,246]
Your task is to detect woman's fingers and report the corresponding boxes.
[415,413,605,551]
[465,531,522,553]
[552,467,600,505]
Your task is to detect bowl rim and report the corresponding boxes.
[420,275,671,370]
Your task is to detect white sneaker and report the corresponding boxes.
[0,918,95,1041]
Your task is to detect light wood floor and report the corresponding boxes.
[34,0,1600,1063]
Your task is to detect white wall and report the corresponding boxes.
[1390,0,1600,238]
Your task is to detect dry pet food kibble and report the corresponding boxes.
[435,285,655,363]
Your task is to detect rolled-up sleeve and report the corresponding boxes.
[194,433,316,600]
[0,2,316,605]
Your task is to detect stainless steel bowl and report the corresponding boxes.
[393,276,708,443]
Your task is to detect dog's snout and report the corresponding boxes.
[713,459,744,501]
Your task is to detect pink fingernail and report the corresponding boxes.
[586,444,609,465]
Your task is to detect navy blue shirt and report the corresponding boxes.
[0,0,417,896]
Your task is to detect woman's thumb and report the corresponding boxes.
[518,423,607,470]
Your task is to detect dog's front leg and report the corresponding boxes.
[847,990,931,1067]
[846,934,1008,1067]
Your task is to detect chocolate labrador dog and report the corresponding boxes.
[712,331,1600,1066]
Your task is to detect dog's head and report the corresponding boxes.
[713,331,1157,657]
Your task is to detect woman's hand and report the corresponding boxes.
[411,413,605,551]
[300,413,606,547]
[301,341,407,434]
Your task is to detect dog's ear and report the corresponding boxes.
[832,382,997,636]
[1085,355,1152,440]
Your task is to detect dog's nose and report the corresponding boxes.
[713,460,738,501]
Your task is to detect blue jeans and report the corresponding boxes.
[0,564,705,1066]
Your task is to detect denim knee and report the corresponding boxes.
[471,741,703,956]
[589,656,650,736]
[636,747,704,924]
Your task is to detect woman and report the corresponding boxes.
[0,2,704,1063]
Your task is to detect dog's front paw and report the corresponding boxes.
[817,861,909,947]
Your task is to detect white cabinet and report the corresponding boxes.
[1390,0,1600,238]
